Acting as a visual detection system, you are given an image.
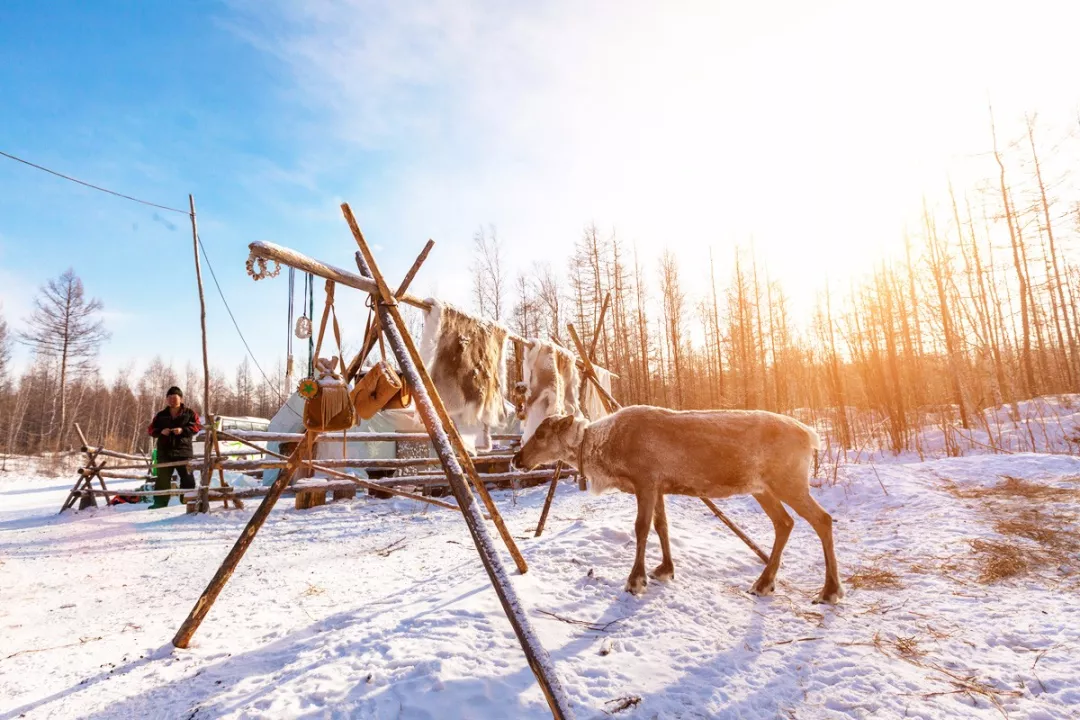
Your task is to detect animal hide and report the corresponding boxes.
[580,365,613,421]
[520,340,581,442]
[420,300,508,451]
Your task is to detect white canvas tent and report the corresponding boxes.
[262,392,425,484]
[262,392,522,484]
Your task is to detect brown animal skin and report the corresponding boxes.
[420,301,507,451]
[512,406,843,603]
[520,340,580,442]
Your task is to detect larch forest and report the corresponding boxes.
[3,112,1080,464]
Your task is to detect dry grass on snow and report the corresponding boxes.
[937,475,1080,586]
[846,564,902,590]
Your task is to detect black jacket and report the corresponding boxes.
[148,405,202,461]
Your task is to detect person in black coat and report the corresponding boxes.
[147,386,203,509]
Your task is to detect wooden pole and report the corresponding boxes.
[216,430,459,512]
[190,195,212,514]
[567,323,619,414]
[249,240,426,308]
[197,413,214,512]
[345,239,435,383]
[343,234,527,575]
[534,462,563,538]
[62,427,104,512]
[345,209,574,719]
[580,294,612,421]
[75,423,113,501]
[215,453,518,471]
[587,293,610,361]
[211,422,240,509]
[172,434,314,648]
[79,446,152,462]
[702,498,769,563]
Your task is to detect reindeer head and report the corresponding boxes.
[510,381,529,421]
[512,414,581,470]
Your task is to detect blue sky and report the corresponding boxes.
[2,0,1079,382]
[0,0,436,379]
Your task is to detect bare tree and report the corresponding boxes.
[633,244,651,404]
[511,272,539,338]
[2,381,31,470]
[471,225,506,321]
[235,357,253,414]
[533,262,562,341]
[991,106,1037,397]
[17,269,109,449]
[659,250,685,408]
[0,307,10,394]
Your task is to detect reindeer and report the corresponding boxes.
[512,406,843,603]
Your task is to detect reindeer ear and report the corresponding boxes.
[554,414,575,433]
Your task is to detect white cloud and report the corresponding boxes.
[227,0,1080,317]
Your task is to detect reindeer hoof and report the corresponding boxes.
[649,564,674,582]
[749,579,775,597]
[625,575,648,595]
[813,585,844,605]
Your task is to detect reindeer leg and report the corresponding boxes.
[783,490,843,604]
[649,490,674,582]
[749,490,794,597]
[626,483,657,595]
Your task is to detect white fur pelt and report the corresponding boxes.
[521,340,581,442]
[420,300,508,451]
[580,365,613,421]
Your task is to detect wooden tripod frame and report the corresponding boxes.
[170,205,576,720]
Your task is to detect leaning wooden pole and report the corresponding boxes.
[534,462,564,538]
[342,209,528,576]
[189,194,212,514]
[349,219,575,720]
[567,323,619,414]
[216,430,460,512]
[701,498,769,563]
[172,434,313,648]
[345,239,435,383]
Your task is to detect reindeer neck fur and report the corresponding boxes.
[575,418,622,495]
[563,418,587,474]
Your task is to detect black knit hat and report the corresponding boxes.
[166,386,183,398]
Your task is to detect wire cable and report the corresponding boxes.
[0,149,190,215]
[196,232,301,417]
[1,148,304,417]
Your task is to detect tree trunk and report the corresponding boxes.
[1028,118,1078,387]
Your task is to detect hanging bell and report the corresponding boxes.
[295,315,312,339]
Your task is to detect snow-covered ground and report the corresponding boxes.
[1,447,1079,719]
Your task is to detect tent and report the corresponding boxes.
[262,392,522,484]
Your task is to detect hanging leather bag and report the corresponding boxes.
[352,304,412,419]
[302,281,356,433]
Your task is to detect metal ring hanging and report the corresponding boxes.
[245,252,281,281]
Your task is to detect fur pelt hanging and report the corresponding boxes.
[420,300,508,451]
[520,339,581,442]
[580,364,613,421]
